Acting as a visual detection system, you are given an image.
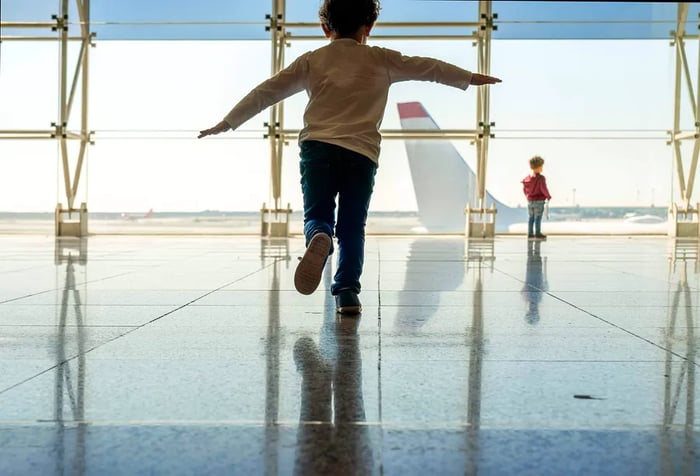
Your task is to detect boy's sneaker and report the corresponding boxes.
[335,289,362,315]
[294,233,332,295]
[534,234,547,240]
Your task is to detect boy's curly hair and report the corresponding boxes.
[529,156,545,169]
[319,0,381,37]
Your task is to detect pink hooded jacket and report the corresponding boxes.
[522,173,552,201]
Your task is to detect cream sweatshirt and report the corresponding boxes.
[223,38,472,163]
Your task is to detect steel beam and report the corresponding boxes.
[284,21,481,29]
[0,0,93,236]
[288,34,476,41]
[260,0,292,237]
[465,1,496,237]
[669,3,700,236]
[279,129,478,140]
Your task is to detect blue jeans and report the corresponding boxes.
[299,141,377,295]
[528,200,545,236]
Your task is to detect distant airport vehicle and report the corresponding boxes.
[121,209,154,221]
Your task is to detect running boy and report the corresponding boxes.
[199,0,501,314]
[521,156,552,239]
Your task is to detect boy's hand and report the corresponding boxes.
[470,73,501,85]
[198,120,231,138]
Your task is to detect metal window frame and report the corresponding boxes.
[0,1,498,237]
[1,0,94,236]
[262,0,494,237]
[669,2,700,237]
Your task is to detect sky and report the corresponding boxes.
[3,1,694,40]
[1,2,698,212]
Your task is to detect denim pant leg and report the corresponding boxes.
[527,215,535,236]
[332,154,377,295]
[528,201,545,235]
[300,142,336,248]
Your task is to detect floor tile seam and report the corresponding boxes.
[367,290,700,294]
[1,264,61,275]
[0,420,691,432]
[1,304,195,308]
[0,261,280,396]
[0,245,245,305]
[0,358,669,363]
[0,271,135,305]
[360,359,677,363]
[546,294,697,366]
[588,261,700,289]
[376,244,385,431]
[6,356,671,362]
[493,267,699,368]
[0,324,140,328]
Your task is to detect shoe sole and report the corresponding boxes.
[336,305,362,315]
[294,233,331,295]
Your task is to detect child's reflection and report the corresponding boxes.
[521,240,548,325]
[293,266,372,475]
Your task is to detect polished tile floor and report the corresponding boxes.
[0,234,698,475]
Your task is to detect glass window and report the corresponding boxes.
[2,0,78,22]
[3,1,698,234]
[0,43,59,130]
[490,39,675,130]
[0,141,58,234]
[90,1,269,40]
[492,2,698,39]
[488,138,672,208]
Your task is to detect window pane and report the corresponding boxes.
[0,141,57,234]
[0,43,58,130]
[491,40,674,130]
[90,1,269,40]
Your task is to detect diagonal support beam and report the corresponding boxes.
[669,2,700,226]
[57,0,92,213]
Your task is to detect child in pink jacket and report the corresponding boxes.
[522,156,552,239]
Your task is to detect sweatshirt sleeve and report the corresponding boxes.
[223,53,309,130]
[381,48,472,89]
[540,176,552,200]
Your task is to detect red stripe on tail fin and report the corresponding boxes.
[397,102,428,119]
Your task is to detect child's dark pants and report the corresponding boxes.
[299,141,377,295]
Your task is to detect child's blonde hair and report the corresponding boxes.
[529,156,544,170]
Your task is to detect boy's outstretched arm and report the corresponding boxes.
[198,53,309,140]
[470,73,501,85]
[198,120,230,139]
[384,51,501,89]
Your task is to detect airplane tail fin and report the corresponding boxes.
[397,102,523,232]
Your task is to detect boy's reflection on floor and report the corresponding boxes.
[522,240,548,325]
[293,266,373,476]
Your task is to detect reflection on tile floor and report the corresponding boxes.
[0,235,698,475]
